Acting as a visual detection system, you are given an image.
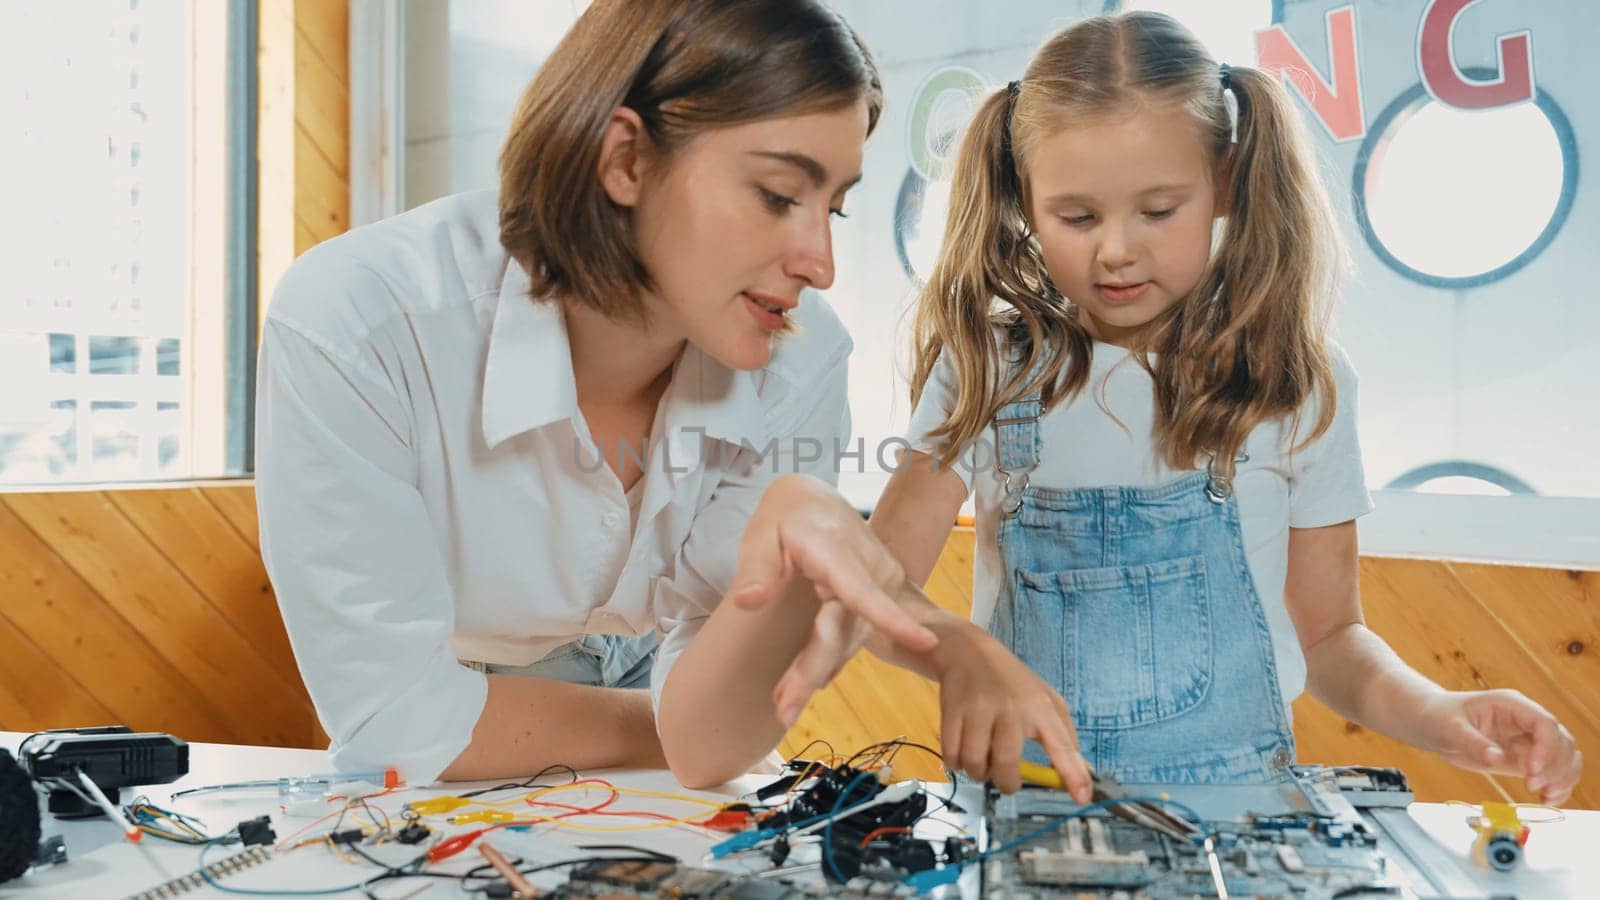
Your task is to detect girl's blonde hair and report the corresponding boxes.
[910,11,1341,477]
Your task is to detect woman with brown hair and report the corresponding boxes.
[258,0,877,783]
[256,0,1075,790]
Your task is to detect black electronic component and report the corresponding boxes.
[19,727,188,818]
[327,828,364,845]
[395,822,431,845]
[767,833,790,866]
[236,815,276,847]
[0,749,41,883]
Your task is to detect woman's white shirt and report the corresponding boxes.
[256,190,852,782]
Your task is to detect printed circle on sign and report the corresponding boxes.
[1354,70,1577,288]
[898,67,985,284]
[906,66,987,182]
[895,170,953,286]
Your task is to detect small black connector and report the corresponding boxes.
[236,815,275,847]
[327,828,365,846]
[395,823,430,845]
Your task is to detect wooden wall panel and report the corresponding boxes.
[201,484,262,548]
[291,0,349,256]
[1,491,313,747]
[259,0,350,270]
[0,612,114,730]
[0,499,244,743]
[105,490,295,677]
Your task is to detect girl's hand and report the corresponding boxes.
[934,623,1093,803]
[1416,689,1583,805]
[728,474,939,655]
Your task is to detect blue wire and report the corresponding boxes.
[709,773,895,860]
[822,771,882,883]
[195,839,377,896]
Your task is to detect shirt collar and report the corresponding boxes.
[663,343,769,452]
[481,260,577,450]
[482,259,770,453]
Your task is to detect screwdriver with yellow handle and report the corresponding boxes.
[1018,759,1069,790]
[1018,761,1217,893]
[1017,760,1202,846]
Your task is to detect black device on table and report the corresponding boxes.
[18,725,189,817]
[1,726,189,885]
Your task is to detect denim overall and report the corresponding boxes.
[987,387,1297,784]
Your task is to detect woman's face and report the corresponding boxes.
[628,101,870,371]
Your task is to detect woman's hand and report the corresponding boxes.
[727,474,939,656]
[1414,689,1582,805]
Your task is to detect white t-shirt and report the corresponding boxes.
[906,339,1374,709]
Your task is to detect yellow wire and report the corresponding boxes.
[325,836,360,866]
[1444,799,1566,824]
[539,782,729,808]
[475,809,721,834]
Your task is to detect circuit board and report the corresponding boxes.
[980,766,1416,899]
[540,765,1432,898]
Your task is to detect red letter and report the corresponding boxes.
[1256,6,1366,142]
[1418,0,1534,110]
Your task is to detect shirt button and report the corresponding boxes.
[602,512,621,529]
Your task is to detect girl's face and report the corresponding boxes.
[627,102,869,371]
[1023,104,1220,347]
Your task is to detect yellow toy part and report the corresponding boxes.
[1469,801,1531,872]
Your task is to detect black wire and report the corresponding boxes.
[840,738,962,825]
[1331,886,1401,898]
[343,841,424,877]
[520,855,676,877]
[789,738,838,763]
[449,854,677,897]
[353,845,501,899]
[355,797,392,836]
[458,763,579,800]
[576,844,678,862]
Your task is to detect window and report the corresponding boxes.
[0,0,254,486]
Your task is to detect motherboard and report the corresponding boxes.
[536,764,1433,898]
[981,765,1416,898]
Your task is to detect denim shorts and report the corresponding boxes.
[462,632,657,690]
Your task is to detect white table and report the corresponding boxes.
[4,732,1595,898]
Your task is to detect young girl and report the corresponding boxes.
[885,10,1580,797]
[734,11,1578,802]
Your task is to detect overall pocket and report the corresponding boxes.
[1013,555,1212,729]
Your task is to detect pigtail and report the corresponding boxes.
[910,85,1090,465]
[1151,63,1341,477]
